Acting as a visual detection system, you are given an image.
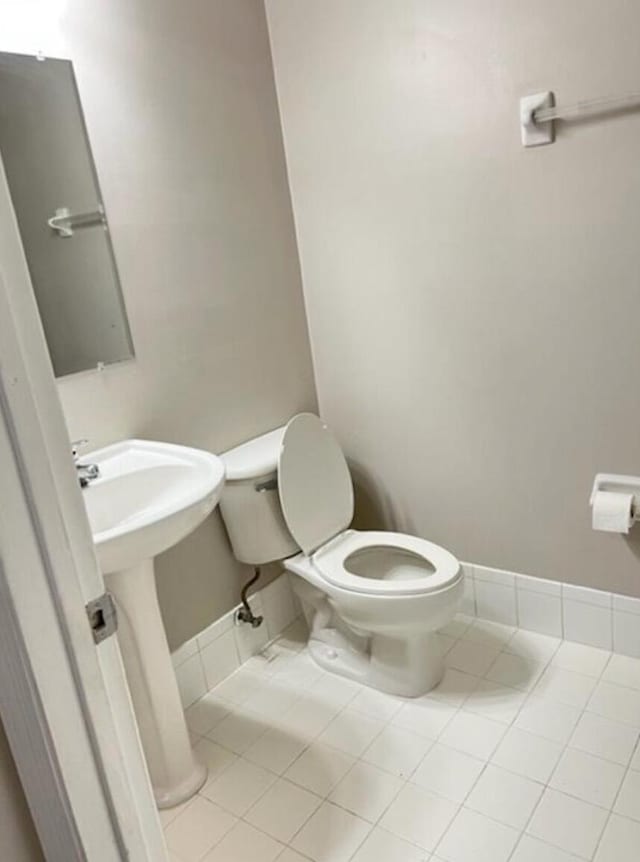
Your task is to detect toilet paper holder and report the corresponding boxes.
[590,473,640,522]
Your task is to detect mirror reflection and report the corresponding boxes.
[0,52,133,377]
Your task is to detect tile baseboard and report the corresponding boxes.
[172,572,301,708]
[462,562,640,659]
[173,563,640,710]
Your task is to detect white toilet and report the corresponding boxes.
[220,413,463,697]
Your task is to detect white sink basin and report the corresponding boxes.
[82,438,225,810]
[84,439,225,573]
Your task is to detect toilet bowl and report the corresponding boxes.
[219,413,462,697]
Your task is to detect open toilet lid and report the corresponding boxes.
[278,413,354,556]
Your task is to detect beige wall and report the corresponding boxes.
[266,0,640,596]
[0,0,316,648]
[0,719,44,862]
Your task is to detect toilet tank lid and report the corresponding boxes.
[220,426,286,481]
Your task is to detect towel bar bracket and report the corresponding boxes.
[520,91,555,148]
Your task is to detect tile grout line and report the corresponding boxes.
[505,643,632,862]
[169,622,640,862]
[198,663,398,857]
[590,720,640,860]
[196,658,462,858]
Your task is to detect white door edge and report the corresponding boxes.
[0,152,166,860]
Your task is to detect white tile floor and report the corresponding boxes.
[163,616,640,862]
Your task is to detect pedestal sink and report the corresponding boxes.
[82,439,225,808]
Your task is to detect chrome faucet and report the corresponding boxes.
[72,439,100,488]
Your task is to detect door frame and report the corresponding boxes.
[0,151,167,860]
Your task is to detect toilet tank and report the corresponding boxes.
[219,426,299,565]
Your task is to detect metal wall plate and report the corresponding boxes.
[86,592,118,644]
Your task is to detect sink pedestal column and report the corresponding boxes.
[106,559,207,809]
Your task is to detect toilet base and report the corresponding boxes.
[369,630,445,697]
[289,569,458,698]
[306,623,445,698]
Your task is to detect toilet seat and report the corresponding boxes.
[278,415,460,598]
[312,529,461,596]
[278,413,354,556]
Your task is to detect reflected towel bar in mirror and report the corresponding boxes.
[48,205,107,237]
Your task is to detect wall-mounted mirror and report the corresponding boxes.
[0,52,133,377]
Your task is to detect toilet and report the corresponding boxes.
[219,413,463,697]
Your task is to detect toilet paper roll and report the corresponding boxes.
[591,490,635,534]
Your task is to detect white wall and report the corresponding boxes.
[0,0,316,647]
[266,0,640,596]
